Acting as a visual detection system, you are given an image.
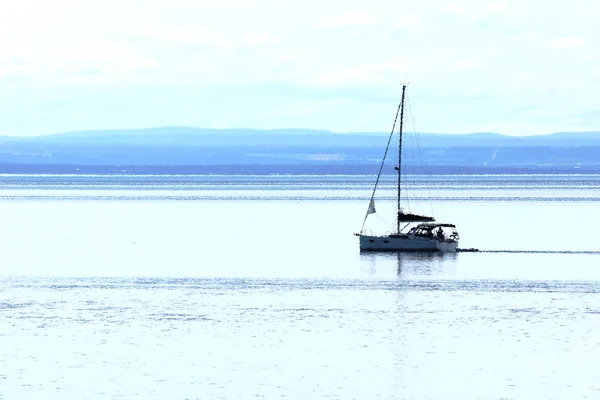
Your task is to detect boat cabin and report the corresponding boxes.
[408,223,459,241]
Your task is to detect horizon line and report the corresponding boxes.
[1,126,600,138]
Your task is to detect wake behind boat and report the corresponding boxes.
[355,85,460,252]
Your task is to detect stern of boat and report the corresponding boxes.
[436,239,458,252]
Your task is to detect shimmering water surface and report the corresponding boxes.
[1,174,599,399]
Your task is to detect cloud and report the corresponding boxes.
[518,33,541,42]
[391,12,421,38]
[0,0,599,135]
[240,33,275,47]
[398,13,420,29]
[132,25,276,49]
[115,57,157,74]
[49,40,157,78]
[306,60,416,87]
[320,12,375,29]
[133,25,229,47]
[443,4,464,14]
[0,65,37,80]
[547,37,584,49]
[483,3,509,14]
[0,36,156,82]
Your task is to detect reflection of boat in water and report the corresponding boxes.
[355,84,459,252]
[361,251,458,278]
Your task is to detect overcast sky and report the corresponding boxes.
[0,0,597,136]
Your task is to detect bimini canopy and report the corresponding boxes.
[398,211,436,222]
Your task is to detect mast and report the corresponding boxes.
[396,84,406,233]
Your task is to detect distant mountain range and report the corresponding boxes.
[0,127,599,174]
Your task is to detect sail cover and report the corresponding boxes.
[398,211,435,222]
[367,198,376,214]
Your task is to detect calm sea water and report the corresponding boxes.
[1,174,599,399]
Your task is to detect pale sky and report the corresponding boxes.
[0,0,598,136]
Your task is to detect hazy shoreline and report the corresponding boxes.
[0,163,597,175]
[1,128,599,170]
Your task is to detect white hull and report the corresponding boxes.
[359,234,458,252]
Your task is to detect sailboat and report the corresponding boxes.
[356,84,460,252]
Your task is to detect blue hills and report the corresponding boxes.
[0,127,599,174]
